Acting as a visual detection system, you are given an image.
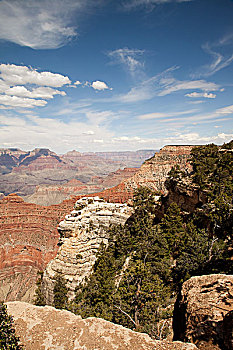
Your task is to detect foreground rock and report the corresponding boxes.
[7,301,197,350]
[42,197,132,303]
[174,274,233,350]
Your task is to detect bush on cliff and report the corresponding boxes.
[0,302,23,349]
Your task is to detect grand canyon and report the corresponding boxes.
[1,142,232,350]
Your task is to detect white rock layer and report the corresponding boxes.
[43,196,132,303]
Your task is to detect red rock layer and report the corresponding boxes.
[0,193,76,302]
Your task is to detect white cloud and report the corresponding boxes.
[91,81,111,91]
[4,86,66,99]
[113,136,141,142]
[0,0,97,49]
[93,139,104,143]
[74,80,82,85]
[0,64,71,87]
[0,112,115,152]
[0,95,47,108]
[108,48,144,76]
[164,132,233,145]
[122,0,192,10]
[82,130,94,135]
[185,92,216,99]
[0,64,69,109]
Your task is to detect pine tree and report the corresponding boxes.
[160,203,186,258]
[53,273,68,309]
[34,271,46,306]
[0,302,23,349]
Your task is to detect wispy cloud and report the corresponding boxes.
[163,132,233,145]
[0,0,99,49]
[122,0,193,11]
[158,78,219,96]
[185,92,216,99]
[194,34,233,77]
[115,66,220,103]
[138,109,197,120]
[108,48,145,77]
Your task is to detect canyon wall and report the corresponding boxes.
[0,193,76,302]
[0,145,196,302]
[0,148,153,197]
[42,196,132,303]
[24,167,138,206]
[91,145,194,203]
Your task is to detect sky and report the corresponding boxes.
[0,0,233,153]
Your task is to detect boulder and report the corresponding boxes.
[173,274,233,350]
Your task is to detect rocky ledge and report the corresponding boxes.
[7,301,197,350]
[174,274,233,350]
[42,196,132,303]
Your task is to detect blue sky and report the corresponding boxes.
[0,0,232,153]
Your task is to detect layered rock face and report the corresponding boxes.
[0,193,76,302]
[43,197,132,303]
[7,301,197,350]
[24,167,138,206]
[173,274,233,350]
[92,145,194,203]
[124,145,193,194]
[0,147,153,198]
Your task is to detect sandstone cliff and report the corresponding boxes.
[90,145,194,203]
[173,274,233,350]
[42,196,132,303]
[6,301,197,350]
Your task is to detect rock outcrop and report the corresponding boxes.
[123,145,193,194]
[6,301,197,350]
[89,145,194,203]
[42,197,132,303]
[0,193,76,302]
[173,274,233,350]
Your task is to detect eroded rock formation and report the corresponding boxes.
[42,196,132,303]
[173,274,233,350]
[93,145,194,203]
[6,301,198,350]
